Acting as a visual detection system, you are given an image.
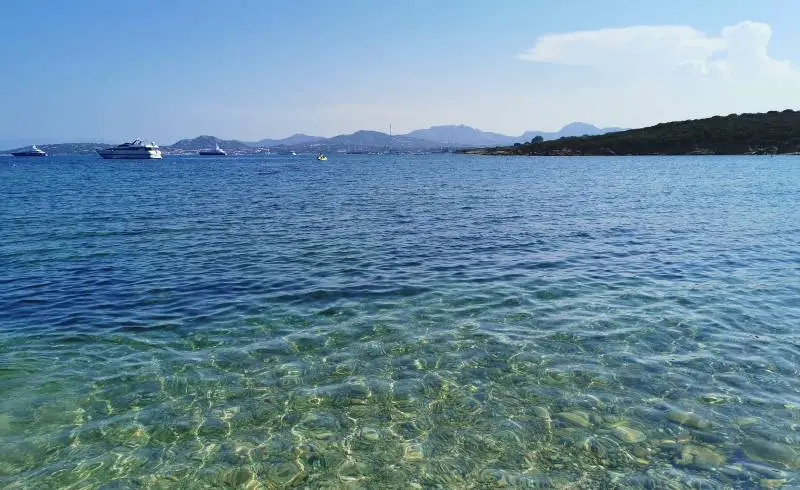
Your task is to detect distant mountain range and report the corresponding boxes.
[401,123,626,147]
[521,122,628,142]
[2,123,626,155]
[168,135,252,151]
[248,134,324,147]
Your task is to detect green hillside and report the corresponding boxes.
[470,109,800,156]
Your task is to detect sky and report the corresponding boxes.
[2,0,800,146]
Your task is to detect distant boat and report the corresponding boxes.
[97,139,162,159]
[291,151,297,156]
[199,142,226,156]
[11,144,47,157]
[317,153,327,161]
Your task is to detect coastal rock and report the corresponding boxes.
[676,445,726,468]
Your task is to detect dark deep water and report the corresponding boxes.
[1,153,799,488]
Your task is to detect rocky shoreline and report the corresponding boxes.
[463,145,800,156]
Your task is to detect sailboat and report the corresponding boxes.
[385,123,394,154]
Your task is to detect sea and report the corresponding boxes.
[1,153,799,489]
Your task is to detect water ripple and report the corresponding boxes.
[1,154,800,487]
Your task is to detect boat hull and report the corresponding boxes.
[11,152,47,157]
[198,151,226,156]
[97,150,162,159]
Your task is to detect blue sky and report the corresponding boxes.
[2,0,800,145]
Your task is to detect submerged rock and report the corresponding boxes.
[556,411,591,428]
[403,443,424,461]
[743,439,800,469]
[613,426,647,444]
[676,445,726,468]
[531,406,550,420]
[734,416,761,427]
[666,409,711,429]
[700,393,731,404]
[760,479,788,489]
[361,427,381,441]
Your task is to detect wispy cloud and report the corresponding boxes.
[516,21,800,126]
[518,24,726,72]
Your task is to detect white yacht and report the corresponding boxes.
[97,139,162,159]
[199,143,226,156]
[11,144,47,157]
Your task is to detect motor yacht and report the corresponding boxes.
[97,139,162,159]
[11,144,47,157]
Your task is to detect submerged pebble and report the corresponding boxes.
[666,410,711,429]
[700,393,731,404]
[361,427,380,441]
[556,411,591,428]
[760,479,788,489]
[743,439,800,469]
[531,406,550,420]
[676,445,726,468]
[613,425,646,444]
[403,443,424,461]
[735,416,761,427]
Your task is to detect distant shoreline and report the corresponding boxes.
[460,148,800,156]
[462,109,800,157]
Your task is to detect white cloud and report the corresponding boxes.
[518,25,726,72]
[516,21,800,127]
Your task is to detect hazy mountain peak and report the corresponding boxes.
[252,134,324,147]
[168,135,251,150]
[404,125,518,146]
[405,122,627,146]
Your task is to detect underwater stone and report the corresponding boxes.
[666,410,711,429]
[760,479,788,489]
[676,445,726,468]
[361,427,380,441]
[337,460,370,481]
[613,426,646,444]
[556,411,591,428]
[743,439,800,469]
[691,430,727,445]
[700,393,731,404]
[532,406,550,420]
[403,443,424,461]
[735,416,761,427]
[741,462,790,479]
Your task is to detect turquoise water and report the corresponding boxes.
[1,154,799,488]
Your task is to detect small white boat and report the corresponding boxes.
[97,139,162,159]
[317,153,327,161]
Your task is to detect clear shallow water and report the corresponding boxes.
[1,154,799,489]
